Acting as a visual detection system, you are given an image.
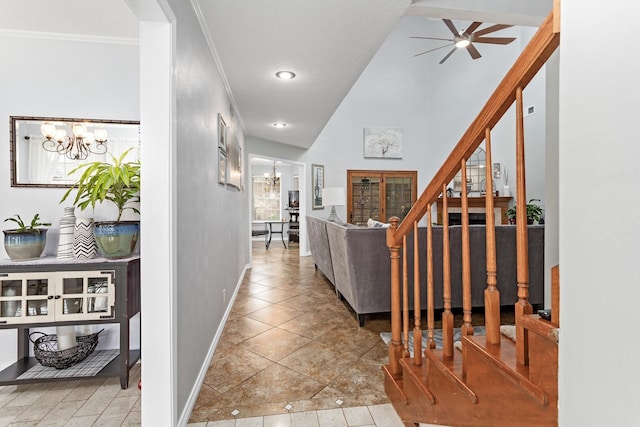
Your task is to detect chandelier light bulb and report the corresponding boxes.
[41,123,56,139]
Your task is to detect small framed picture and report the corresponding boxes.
[311,164,324,209]
[493,163,501,179]
[218,148,227,185]
[217,113,227,152]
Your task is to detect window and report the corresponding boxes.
[252,177,281,221]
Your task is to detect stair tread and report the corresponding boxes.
[425,348,478,403]
[464,335,548,405]
[465,335,529,377]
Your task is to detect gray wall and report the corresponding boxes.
[165,0,250,418]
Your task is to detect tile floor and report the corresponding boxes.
[0,242,458,427]
[0,362,140,426]
[188,242,397,425]
[187,242,455,427]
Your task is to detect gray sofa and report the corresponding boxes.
[306,215,544,326]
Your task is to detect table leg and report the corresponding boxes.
[266,223,272,249]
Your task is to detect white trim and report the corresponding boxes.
[190,0,247,137]
[177,264,248,427]
[139,18,177,426]
[0,29,139,45]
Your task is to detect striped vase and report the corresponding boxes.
[72,218,98,259]
[56,207,76,260]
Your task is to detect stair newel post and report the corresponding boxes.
[460,159,474,337]
[515,86,532,365]
[413,220,422,365]
[426,206,436,350]
[441,185,454,358]
[387,217,404,375]
[403,235,410,359]
[484,128,501,344]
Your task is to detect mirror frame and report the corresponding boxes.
[10,116,140,188]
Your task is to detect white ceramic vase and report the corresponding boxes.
[502,185,511,197]
[57,207,76,260]
[72,218,98,259]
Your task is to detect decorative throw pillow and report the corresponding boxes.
[367,218,390,228]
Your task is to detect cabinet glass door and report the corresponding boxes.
[0,273,53,324]
[56,271,115,321]
[347,170,417,225]
[350,175,381,226]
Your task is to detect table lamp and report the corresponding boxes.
[322,187,345,222]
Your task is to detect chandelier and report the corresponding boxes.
[40,122,108,161]
[264,161,281,187]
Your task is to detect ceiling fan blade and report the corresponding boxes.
[410,36,454,42]
[439,47,457,64]
[466,43,482,60]
[473,24,513,37]
[472,36,516,45]
[443,19,460,37]
[414,43,455,57]
[464,22,482,35]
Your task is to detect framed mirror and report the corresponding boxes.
[10,116,140,188]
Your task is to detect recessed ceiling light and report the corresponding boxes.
[275,71,296,80]
[273,122,287,128]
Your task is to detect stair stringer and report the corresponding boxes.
[385,336,558,427]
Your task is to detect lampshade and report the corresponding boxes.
[322,187,345,207]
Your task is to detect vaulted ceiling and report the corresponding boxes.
[0,0,551,149]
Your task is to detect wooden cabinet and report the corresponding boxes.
[347,170,417,225]
[0,256,140,388]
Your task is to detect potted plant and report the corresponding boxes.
[3,214,51,260]
[506,199,544,225]
[60,149,140,258]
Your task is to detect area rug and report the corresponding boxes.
[17,349,119,380]
[380,325,516,357]
[380,327,486,357]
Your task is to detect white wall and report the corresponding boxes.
[0,35,140,364]
[559,1,640,425]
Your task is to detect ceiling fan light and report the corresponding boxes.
[273,122,287,128]
[455,39,470,48]
[275,71,296,80]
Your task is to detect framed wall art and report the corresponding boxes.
[364,127,403,159]
[227,132,241,190]
[217,113,227,151]
[218,148,227,185]
[311,164,324,209]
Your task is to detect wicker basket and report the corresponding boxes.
[29,329,103,370]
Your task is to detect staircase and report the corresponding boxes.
[382,3,560,426]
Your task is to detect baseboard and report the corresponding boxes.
[176,263,248,427]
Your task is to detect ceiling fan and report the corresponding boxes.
[411,19,516,64]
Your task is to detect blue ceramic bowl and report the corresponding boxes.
[3,229,47,260]
[94,221,139,258]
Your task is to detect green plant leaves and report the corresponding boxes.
[59,148,140,221]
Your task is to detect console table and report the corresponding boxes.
[0,255,140,389]
[436,196,513,225]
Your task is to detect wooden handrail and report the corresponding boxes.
[389,8,560,246]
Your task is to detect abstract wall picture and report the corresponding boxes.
[364,127,403,159]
